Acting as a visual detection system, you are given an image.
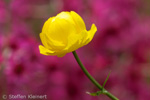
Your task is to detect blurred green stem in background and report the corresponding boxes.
[72,51,119,100]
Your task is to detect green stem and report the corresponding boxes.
[72,51,119,100]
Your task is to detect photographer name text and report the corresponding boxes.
[3,94,47,99]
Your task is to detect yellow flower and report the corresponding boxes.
[39,11,97,57]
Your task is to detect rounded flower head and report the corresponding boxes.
[39,11,97,57]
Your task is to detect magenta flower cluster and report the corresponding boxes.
[0,0,150,100]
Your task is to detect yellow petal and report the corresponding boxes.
[42,17,54,34]
[56,12,74,23]
[46,17,78,50]
[70,11,86,32]
[39,45,55,55]
[88,24,97,41]
[48,18,74,41]
[40,33,50,49]
[40,32,66,51]
[57,53,66,57]
[64,33,80,51]
[82,24,97,45]
[46,37,66,51]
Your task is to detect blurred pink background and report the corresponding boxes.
[0,0,150,100]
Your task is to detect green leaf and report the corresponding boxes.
[102,71,111,88]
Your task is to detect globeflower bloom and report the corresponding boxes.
[39,11,97,57]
